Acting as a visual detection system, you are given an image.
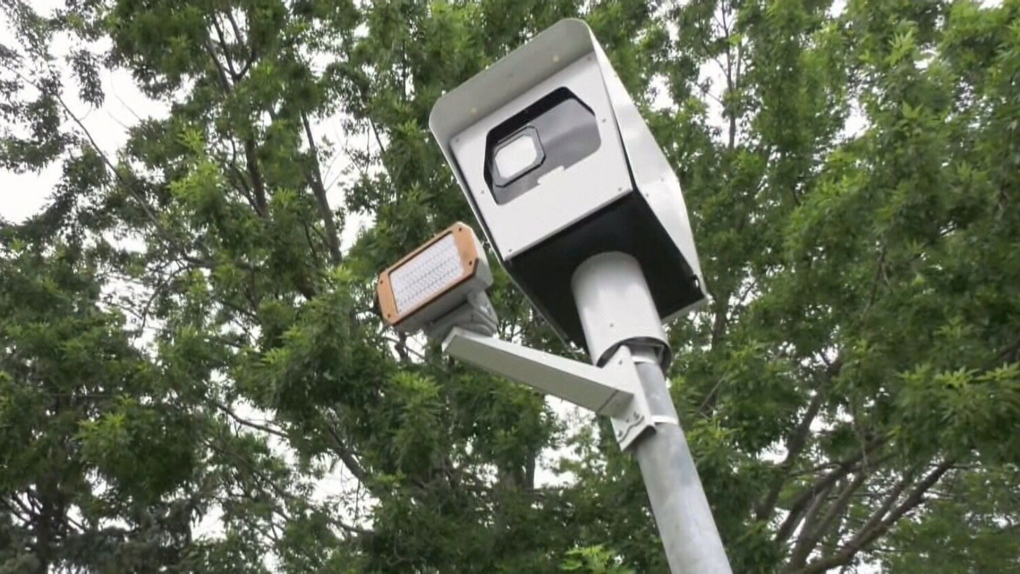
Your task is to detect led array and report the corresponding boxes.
[389,234,465,314]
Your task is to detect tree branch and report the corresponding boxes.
[388,332,415,363]
[793,459,956,574]
[210,15,240,80]
[757,391,825,521]
[203,433,372,539]
[301,218,322,263]
[852,467,916,544]
[324,423,369,485]
[786,470,868,571]
[242,137,269,218]
[0,63,163,230]
[201,24,268,224]
[223,138,259,209]
[224,10,256,78]
[201,36,233,92]
[2,497,34,523]
[776,435,886,543]
[301,111,343,264]
[208,397,289,440]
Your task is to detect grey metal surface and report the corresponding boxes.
[573,253,731,574]
[429,18,710,351]
[430,20,627,262]
[442,327,638,417]
[631,353,733,574]
[430,17,709,318]
[571,251,668,368]
[590,36,710,321]
[423,290,499,341]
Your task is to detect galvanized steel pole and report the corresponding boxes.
[572,252,732,574]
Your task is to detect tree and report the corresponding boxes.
[0,226,359,573]
[880,463,1020,573]
[2,0,1019,572]
[0,233,193,571]
[572,0,1020,571]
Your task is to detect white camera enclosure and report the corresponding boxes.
[446,49,631,258]
[430,18,708,351]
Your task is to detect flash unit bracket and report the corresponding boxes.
[423,290,499,341]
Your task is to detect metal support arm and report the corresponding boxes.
[442,327,656,450]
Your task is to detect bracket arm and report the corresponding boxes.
[442,327,656,450]
[443,327,631,416]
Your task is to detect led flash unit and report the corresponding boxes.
[377,222,494,334]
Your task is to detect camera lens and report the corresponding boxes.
[485,88,601,205]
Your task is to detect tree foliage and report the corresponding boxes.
[2,0,1019,572]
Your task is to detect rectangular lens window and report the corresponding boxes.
[494,132,542,180]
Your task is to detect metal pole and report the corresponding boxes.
[630,351,732,574]
[572,252,732,574]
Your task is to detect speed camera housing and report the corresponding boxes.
[429,18,708,352]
